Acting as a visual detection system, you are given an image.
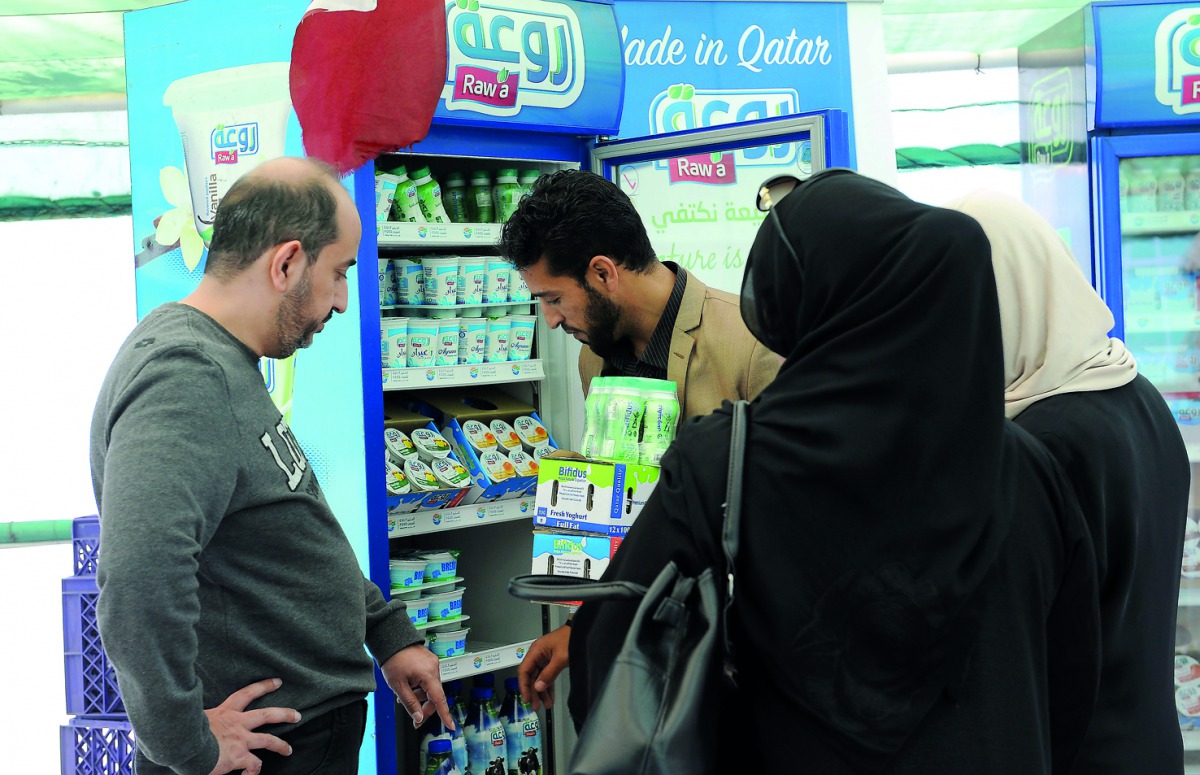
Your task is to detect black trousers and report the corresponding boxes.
[134,700,368,775]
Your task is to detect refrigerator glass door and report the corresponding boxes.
[591,111,849,294]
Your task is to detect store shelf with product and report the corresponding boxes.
[382,360,545,390]
[387,496,536,538]
[1122,210,1200,237]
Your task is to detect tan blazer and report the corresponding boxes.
[578,267,780,419]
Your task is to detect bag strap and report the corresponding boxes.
[720,399,750,685]
[508,573,647,603]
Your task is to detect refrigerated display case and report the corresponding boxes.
[1020,1,1200,765]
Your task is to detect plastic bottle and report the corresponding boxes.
[468,171,494,223]
[579,380,611,458]
[419,698,467,775]
[443,172,470,224]
[1128,164,1158,214]
[639,385,680,466]
[502,677,543,775]
[411,166,451,223]
[492,168,522,223]
[388,165,427,223]
[599,378,645,463]
[425,739,461,775]
[1159,164,1186,212]
[464,687,509,775]
[518,169,540,199]
[1186,165,1200,211]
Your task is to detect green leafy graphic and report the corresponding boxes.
[667,84,682,100]
[455,0,469,8]
[497,67,510,83]
[468,0,479,10]
[681,84,695,100]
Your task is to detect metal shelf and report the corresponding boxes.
[1184,729,1200,751]
[1122,210,1200,236]
[1124,312,1200,335]
[382,301,533,313]
[377,221,503,248]
[387,497,535,538]
[382,360,544,390]
[438,639,536,680]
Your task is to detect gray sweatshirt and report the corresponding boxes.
[90,303,420,775]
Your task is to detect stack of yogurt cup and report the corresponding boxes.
[389,549,470,658]
[379,256,537,369]
[460,415,556,487]
[384,426,474,495]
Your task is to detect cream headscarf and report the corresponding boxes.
[949,190,1137,419]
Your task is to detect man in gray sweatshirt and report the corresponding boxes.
[90,157,451,775]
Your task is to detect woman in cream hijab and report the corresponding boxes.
[951,190,1190,775]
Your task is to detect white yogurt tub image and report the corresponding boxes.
[427,627,470,659]
[478,449,516,483]
[484,317,511,363]
[430,457,472,490]
[422,256,460,307]
[461,419,499,456]
[507,449,540,479]
[384,428,419,465]
[421,551,459,582]
[531,445,556,461]
[392,258,425,305]
[411,428,453,463]
[1177,655,1200,686]
[422,587,465,621]
[406,318,439,368]
[389,558,426,588]
[385,460,411,496]
[162,62,292,245]
[489,419,523,455]
[399,597,429,626]
[512,415,551,452]
[404,459,440,492]
[507,315,536,362]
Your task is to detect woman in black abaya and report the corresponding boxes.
[568,170,1100,773]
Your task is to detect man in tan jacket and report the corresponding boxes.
[499,168,779,711]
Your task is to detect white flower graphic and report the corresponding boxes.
[154,166,205,271]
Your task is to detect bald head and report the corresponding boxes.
[205,156,351,280]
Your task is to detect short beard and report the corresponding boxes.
[580,282,623,360]
[273,268,316,359]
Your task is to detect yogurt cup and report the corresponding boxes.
[399,597,429,626]
[406,318,439,368]
[384,428,418,465]
[427,627,469,658]
[388,558,427,588]
[1177,655,1200,686]
[1179,684,1200,717]
[489,419,523,455]
[435,318,460,367]
[531,445,556,461]
[380,318,408,369]
[458,317,488,365]
[404,459,440,492]
[461,419,499,457]
[385,460,411,495]
[430,457,472,490]
[162,62,292,245]
[423,256,460,307]
[379,259,397,306]
[507,315,536,361]
[422,587,465,620]
[411,428,453,463]
[507,449,540,478]
[484,317,511,364]
[478,449,516,483]
[509,271,532,302]
[458,256,487,305]
[484,259,511,303]
[393,258,425,305]
[421,551,459,581]
[513,415,551,451]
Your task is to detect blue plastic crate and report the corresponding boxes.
[63,576,124,717]
[73,516,100,576]
[60,716,134,775]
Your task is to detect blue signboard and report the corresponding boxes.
[1093,0,1200,129]
[610,0,854,164]
[434,0,624,134]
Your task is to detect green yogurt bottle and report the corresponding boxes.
[387,164,426,224]
[518,169,540,199]
[442,171,469,223]
[410,166,451,223]
[468,170,494,223]
[492,168,522,222]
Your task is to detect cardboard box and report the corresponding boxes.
[533,453,661,536]
[530,530,613,580]
[380,414,474,514]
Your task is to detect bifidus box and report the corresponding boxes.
[533,453,661,535]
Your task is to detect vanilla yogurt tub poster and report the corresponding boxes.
[610,0,854,293]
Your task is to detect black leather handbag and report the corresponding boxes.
[508,400,749,775]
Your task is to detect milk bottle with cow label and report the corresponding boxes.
[501,677,542,775]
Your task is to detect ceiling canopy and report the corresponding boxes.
[0,0,1094,104]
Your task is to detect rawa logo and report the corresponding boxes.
[210,122,259,164]
[444,0,585,117]
[1156,9,1200,114]
[649,86,800,168]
